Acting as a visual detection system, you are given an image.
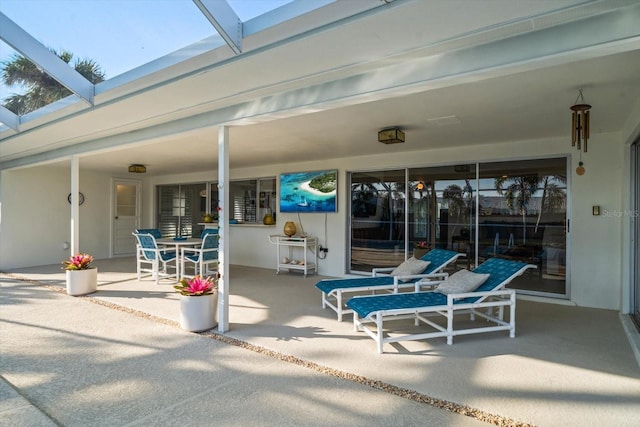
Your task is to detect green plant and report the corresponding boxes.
[61,253,94,270]
[2,49,105,115]
[174,275,217,296]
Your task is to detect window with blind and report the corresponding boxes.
[157,178,276,236]
[158,183,206,238]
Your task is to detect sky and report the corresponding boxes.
[0,0,292,96]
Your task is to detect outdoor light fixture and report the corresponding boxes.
[128,164,146,173]
[378,128,405,144]
[570,89,591,153]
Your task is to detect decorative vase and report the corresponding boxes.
[179,293,218,332]
[413,248,429,260]
[65,268,98,296]
[283,221,296,237]
[263,210,275,225]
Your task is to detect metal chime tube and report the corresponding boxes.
[570,97,591,153]
[576,113,581,150]
[584,110,590,152]
[571,111,577,146]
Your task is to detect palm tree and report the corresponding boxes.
[442,179,474,240]
[534,175,566,233]
[1,49,105,115]
[494,176,540,244]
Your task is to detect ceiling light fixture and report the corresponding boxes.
[128,164,146,173]
[378,128,405,144]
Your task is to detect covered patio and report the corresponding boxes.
[3,258,639,426]
[2,2,640,424]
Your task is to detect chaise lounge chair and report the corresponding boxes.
[345,257,536,353]
[315,249,465,321]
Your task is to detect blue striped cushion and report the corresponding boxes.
[420,249,461,274]
[347,291,448,317]
[316,276,396,293]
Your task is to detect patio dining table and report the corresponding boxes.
[157,237,201,254]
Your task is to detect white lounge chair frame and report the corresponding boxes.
[316,249,465,321]
[348,258,535,353]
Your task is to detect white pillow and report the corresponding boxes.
[390,257,431,282]
[435,269,490,295]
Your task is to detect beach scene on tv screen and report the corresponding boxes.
[280,170,337,213]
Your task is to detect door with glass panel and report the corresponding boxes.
[113,180,140,255]
[478,158,567,296]
[408,165,475,270]
[349,170,406,272]
[349,158,568,296]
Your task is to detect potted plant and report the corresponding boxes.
[62,253,98,296]
[413,241,430,259]
[174,275,218,332]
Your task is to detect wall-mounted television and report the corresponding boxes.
[280,169,337,213]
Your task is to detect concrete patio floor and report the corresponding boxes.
[2,256,639,426]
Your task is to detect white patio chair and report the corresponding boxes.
[180,232,219,279]
[132,232,177,284]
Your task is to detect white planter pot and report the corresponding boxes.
[179,293,218,332]
[66,268,98,296]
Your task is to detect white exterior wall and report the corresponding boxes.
[568,132,623,310]
[0,166,118,268]
[0,133,625,310]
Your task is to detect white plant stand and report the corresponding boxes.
[271,235,318,277]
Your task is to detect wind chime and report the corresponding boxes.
[570,89,591,175]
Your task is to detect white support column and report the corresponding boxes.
[218,126,230,333]
[70,155,80,255]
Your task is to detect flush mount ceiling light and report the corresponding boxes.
[378,128,405,144]
[128,164,146,173]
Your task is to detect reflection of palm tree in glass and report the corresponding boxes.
[1,49,105,115]
[383,182,405,240]
[534,176,566,233]
[351,181,404,240]
[442,179,473,242]
[351,183,376,217]
[494,176,540,244]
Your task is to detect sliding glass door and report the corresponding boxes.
[350,170,406,271]
[633,140,640,328]
[478,158,567,295]
[349,157,568,296]
[408,164,475,270]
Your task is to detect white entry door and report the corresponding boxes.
[113,180,141,256]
